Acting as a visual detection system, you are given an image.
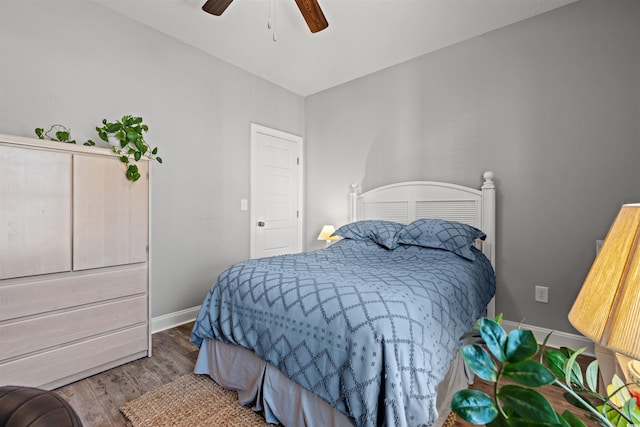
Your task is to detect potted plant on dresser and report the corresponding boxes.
[94,114,162,181]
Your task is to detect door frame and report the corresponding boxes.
[250,123,304,259]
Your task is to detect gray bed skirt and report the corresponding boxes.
[194,338,472,427]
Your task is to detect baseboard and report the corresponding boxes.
[502,320,595,357]
[151,305,201,334]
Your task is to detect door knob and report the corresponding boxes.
[257,221,265,227]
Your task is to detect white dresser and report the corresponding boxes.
[0,133,150,389]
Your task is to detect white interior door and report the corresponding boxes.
[250,124,303,259]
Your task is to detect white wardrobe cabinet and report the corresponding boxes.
[0,145,72,280]
[0,134,150,389]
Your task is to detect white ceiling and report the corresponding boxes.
[92,0,578,96]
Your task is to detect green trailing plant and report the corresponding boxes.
[451,316,640,427]
[35,125,95,146]
[94,114,162,181]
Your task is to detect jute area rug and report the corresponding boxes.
[120,373,272,427]
[120,373,458,427]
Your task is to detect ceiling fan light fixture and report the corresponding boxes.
[201,0,328,34]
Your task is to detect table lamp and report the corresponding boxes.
[317,225,340,247]
[568,203,640,386]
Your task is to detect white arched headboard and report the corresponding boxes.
[349,172,496,317]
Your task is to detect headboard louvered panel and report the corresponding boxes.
[361,202,409,224]
[349,172,496,318]
[415,200,480,228]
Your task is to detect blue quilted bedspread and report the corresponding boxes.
[191,239,495,427]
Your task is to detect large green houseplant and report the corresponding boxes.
[94,114,162,181]
[451,316,640,427]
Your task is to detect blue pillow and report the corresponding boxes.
[396,218,486,261]
[333,220,404,250]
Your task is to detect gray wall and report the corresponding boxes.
[2,0,639,336]
[304,0,640,334]
[0,0,304,318]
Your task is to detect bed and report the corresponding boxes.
[190,172,497,427]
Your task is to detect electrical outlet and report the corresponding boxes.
[535,286,549,303]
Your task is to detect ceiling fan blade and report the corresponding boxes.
[202,0,234,16]
[294,0,328,33]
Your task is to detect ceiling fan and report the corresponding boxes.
[202,0,329,33]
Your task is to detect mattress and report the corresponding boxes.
[191,238,495,426]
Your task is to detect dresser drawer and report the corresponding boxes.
[0,324,148,389]
[0,266,147,321]
[0,296,147,361]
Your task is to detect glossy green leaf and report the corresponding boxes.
[480,318,507,362]
[538,331,554,365]
[563,392,594,412]
[487,414,509,427]
[105,122,121,133]
[498,385,560,423]
[502,360,555,387]
[600,407,625,427]
[151,147,158,155]
[622,398,638,423]
[461,344,498,381]
[35,128,44,139]
[493,313,503,325]
[451,389,499,425]
[560,410,586,427]
[506,329,538,363]
[55,131,70,141]
[545,349,567,379]
[156,157,163,164]
[630,403,640,425]
[97,128,108,142]
[559,347,573,358]
[585,360,599,393]
[127,130,138,143]
[564,348,585,389]
[126,164,140,181]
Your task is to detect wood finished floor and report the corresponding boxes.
[55,323,199,427]
[54,322,598,427]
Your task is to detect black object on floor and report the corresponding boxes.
[0,385,82,427]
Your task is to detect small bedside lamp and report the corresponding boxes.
[568,203,640,384]
[317,225,340,247]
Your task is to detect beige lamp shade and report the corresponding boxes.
[568,203,640,360]
[317,225,340,241]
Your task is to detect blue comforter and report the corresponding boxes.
[191,239,495,427]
